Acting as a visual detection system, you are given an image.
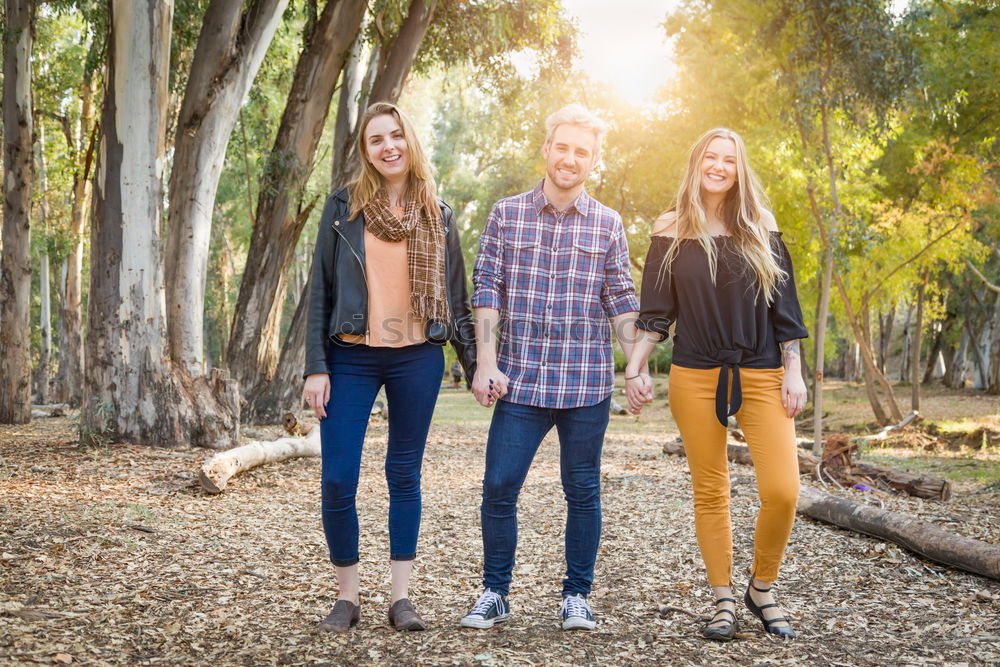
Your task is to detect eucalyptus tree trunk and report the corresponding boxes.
[368,0,439,104]
[911,272,927,411]
[226,0,367,410]
[330,26,368,190]
[946,326,969,389]
[878,306,894,376]
[53,74,97,408]
[899,301,913,382]
[860,308,888,424]
[82,0,239,448]
[329,0,438,190]
[33,123,51,405]
[244,275,310,424]
[988,292,1000,394]
[164,0,290,376]
[0,0,35,424]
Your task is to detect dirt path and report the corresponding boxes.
[1,405,998,665]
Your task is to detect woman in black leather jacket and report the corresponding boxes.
[303,102,476,634]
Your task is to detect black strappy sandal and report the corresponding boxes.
[701,597,739,641]
[744,581,796,639]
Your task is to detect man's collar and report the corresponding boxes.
[533,180,591,217]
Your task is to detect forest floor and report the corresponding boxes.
[1,379,998,666]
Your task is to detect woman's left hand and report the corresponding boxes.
[781,370,807,419]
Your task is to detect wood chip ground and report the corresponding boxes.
[1,392,998,666]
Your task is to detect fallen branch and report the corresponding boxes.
[662,438,951,500]
[858,411,921,442]
[199,422,320,494]
[797,486,1000,581]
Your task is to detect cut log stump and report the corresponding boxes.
[199,421,320,494]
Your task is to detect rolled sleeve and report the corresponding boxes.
[472,206,505,310]
[635,238,676,340]
[770,234,810,342]
[600,217,639,317]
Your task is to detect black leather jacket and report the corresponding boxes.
[304,187,477,380]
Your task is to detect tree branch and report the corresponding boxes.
[965,259,1000,294]
[861,219,964,309]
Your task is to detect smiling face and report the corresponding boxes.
[542,123,599,194]
[700,136,738,197]
[364,113,410,185]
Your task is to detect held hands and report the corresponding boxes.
[303,373,331,419]
[624,371,654,415]
[472,365,509,408]
[781,370,807,419]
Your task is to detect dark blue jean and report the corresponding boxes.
[480,396,610,596]
[320,342,443,566]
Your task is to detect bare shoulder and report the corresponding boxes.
[652,210,678,237]
[759,209,779,232]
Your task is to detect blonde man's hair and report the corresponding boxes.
[349,102,441,221]
[544,104,608,157]
[656,127,786,304]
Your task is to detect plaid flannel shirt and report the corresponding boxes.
[472,182,639,409]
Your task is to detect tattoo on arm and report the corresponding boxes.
[781,339,800,368]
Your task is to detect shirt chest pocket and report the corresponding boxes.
[503,229,542,265]
[566,237,605,281]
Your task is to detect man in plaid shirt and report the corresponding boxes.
[460,105,651,632]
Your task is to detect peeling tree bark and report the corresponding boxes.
[1,0,36,424]
[164,0,290,376]
[226,0,367,413]
[82,0,239,449]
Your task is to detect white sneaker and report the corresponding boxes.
[460,589,510,629]
[560,593,596,631]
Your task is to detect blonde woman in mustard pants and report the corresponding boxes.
[625,128,808,641]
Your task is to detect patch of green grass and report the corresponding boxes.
[863,453,1000,484]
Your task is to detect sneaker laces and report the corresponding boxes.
[562,594,591,618]
[471,590,502,616]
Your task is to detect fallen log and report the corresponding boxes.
[661,440,998,580]
[662,439,951,500]
[31,403,68,418]
[797,486,1000,581]
[199,423,320,494]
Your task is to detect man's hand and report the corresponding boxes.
[303,373,331,419]
[625,372,654,414]
[472,365,509,408]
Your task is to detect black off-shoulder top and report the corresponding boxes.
[635,232,809,425]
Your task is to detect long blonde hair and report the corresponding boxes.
[348,102,441,221]
[657,128,785,304]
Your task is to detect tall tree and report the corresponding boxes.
[33,122,52,404]
[225,0,367,415]
[52,67,99,407]
[163,0,290,376]
[1,0,36,424]
[81,0,239,448]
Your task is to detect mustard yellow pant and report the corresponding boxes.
[669,364,800,586]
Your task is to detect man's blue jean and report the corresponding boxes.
[319,342,443,566]
[481,396,610,596]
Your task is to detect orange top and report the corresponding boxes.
[340,206,426,347]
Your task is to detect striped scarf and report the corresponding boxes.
[362,190,451,323]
